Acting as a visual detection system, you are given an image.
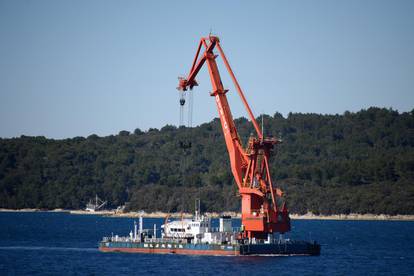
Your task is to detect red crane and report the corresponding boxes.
[178,35,290,240]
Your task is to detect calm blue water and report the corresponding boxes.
[0,212,413,275]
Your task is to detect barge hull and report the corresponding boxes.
[99,241,320,256]
[100,246,240,256]
[240,241,320,256]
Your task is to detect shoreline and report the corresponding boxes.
[289,213,414,221]
[1,208,414,221]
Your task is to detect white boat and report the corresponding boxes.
[85,195,107,212]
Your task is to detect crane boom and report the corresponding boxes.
[178,35,290,239]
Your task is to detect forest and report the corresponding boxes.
[0,107,413,215]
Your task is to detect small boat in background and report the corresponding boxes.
[85,195,107,212]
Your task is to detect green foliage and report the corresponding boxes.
[0,107,413,214]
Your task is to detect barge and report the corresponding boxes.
[99,209,320,256]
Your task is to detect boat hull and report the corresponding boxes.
[99,240,320,256]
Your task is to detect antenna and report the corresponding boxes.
[195,198,201,220]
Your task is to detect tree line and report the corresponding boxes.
[0,107,413,215]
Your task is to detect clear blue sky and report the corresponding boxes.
[0,0,413,139]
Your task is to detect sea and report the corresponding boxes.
[0,212,413,275]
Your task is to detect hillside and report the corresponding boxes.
[0,107,413,215]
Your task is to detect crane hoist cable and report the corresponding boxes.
[177,88,193,189]
[178,90,194,129]
[177,83,202,206]
[179,92,186,127]
[187,90,193,128]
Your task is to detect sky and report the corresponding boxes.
[0,0,413,139]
